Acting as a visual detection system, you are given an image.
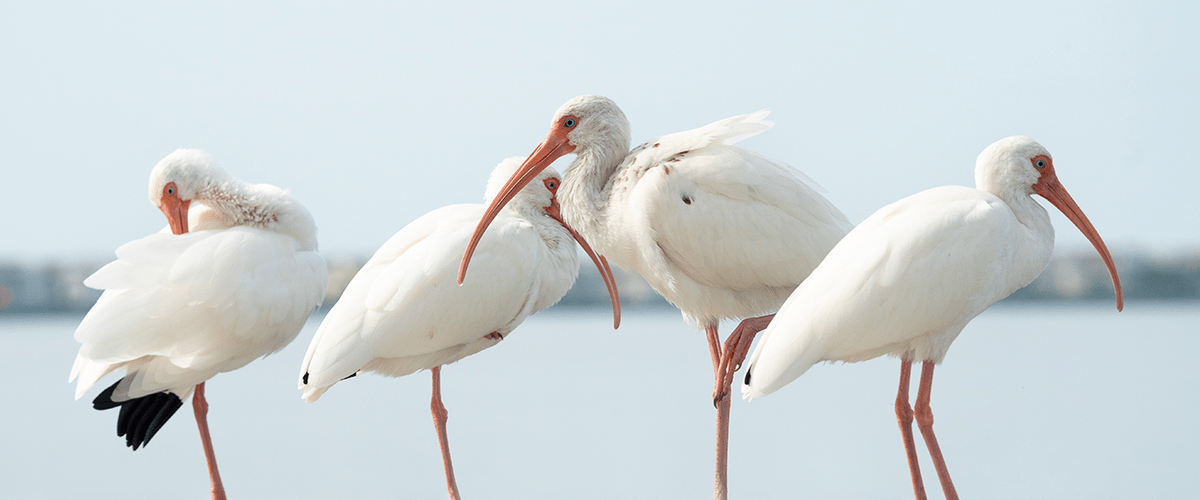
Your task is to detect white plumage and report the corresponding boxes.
[741,136,1123,500]
[69,148,327,499]
[72,227,326,402]
[600,114,851,325]
[299,158,613,400]
[742,135,1122,396]
[299,157,616,500]
[460,96,851,500]
[71,148,327,414]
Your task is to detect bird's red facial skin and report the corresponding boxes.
[1030,155,1053,175]
[158,181,191,235]
[540,115,579,157]
[1029,156,1124,311]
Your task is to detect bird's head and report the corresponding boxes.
[484,156,560,215]
[977,136,1123,311]
[548,95,631,154]
[466,156,622,328]
[148,149,228,235]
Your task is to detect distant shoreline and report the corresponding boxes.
[1,249,1192,314]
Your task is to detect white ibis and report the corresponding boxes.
[741,136,1124,500]
[459,96,851,500]
[70,149,328,500]
[299,157,619,500]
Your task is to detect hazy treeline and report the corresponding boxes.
[1,249,1196,314]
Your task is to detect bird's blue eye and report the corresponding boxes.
[564,118,576,128]
[1036,159,1046,169]
[167,187,175,195]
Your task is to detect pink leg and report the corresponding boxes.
[192,382,227,500]
[713,314,773,405]
[706,324,721,375]
[431,367,462,500]
[705,324,730,500]
[914,361,959,500]
[714,384,731,500]
[895,360,927,500]
[708,315,775,500]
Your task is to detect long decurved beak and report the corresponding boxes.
[456,130,620,328]
[1032,169,1123,311]
[545,198,621,329]
[458,132,575,285]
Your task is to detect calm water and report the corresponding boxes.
[2,302,1197,499]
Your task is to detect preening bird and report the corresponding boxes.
[741,136,1123,500]
[70,149,328,500]
[459,96,851,500]
[299,157,619,500]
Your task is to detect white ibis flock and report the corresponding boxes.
[71,101,1123,500]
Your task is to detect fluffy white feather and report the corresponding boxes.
[741,136,1106,400]
[298,158,579,402]
[70,149,328,402]
[550,95,852,327]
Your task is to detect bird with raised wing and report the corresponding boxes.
[459,96,851,500]
[70,149,328,500]
[299,157,619,500]
[741,136,1123,500]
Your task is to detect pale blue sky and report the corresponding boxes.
[2,1,1197,261]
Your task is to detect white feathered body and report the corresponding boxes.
[299,162,578,402]
[742,141,1059,400]
[71,227,327,401]
[559,101,852,328]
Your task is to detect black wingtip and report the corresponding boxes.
[92,380,122,410]
[92,379,184,450]
[302,372,309,385]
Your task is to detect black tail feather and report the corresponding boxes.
[92,379,184,451]
[143,396,181,445]
[125,395,165,449]
[92,382,122,410]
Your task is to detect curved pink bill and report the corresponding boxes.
[545,201,622,329]
[457,130,621,328]
[458,132,574,286]
[1032,167,1124,311]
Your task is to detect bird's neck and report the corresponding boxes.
[1003,191,1057,287]
[560,140,628,245]
[201,181,320,251]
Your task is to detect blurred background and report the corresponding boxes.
[1,0,1196,311]
[1,1,1197,499]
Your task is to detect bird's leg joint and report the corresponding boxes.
[914,398,934,429]
[895,394,914,427]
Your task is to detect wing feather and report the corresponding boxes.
[744,186,1025,398]
[620,145,850,305]
[299,205,548,398]
[72,226,327,398]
